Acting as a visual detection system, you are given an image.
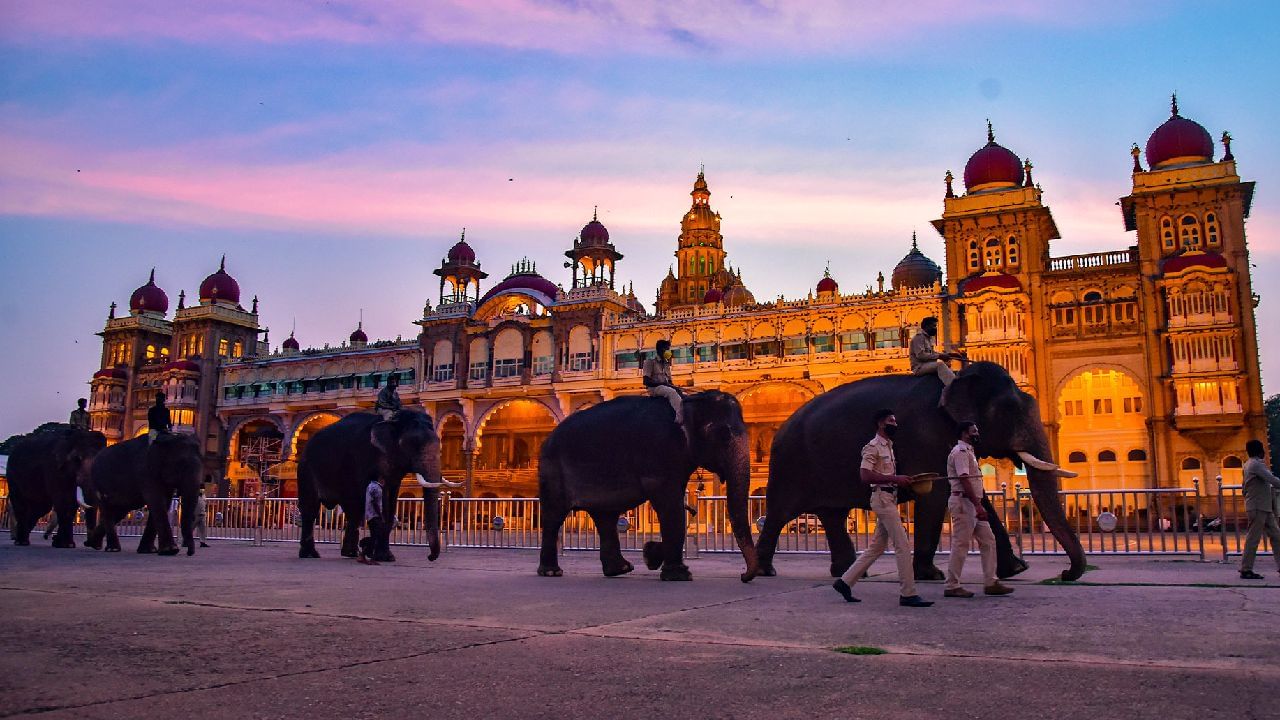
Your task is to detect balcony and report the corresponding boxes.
[1048,248,1139,273]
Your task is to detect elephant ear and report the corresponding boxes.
[370,421,398,457]
[942,373,985,425]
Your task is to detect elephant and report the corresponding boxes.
[757,361,1086,582]
[297,410,457,562]
[85,433,204,556]
[6,425,106,547]
[537,391,760,582]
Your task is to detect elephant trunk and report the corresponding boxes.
[180,487,198,557]
[1022,439,1086,581]
[722,433,760,583]
[423,488,443,561]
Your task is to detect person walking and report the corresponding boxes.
[375,374,402,421]
[359,476,385,565]
[832,409,933,607]
[944,422,1013,598]
[147,391,171,441]
[69,398,90,430]
[1240,439,1280,579]
[643,339,682,424]
[193,487,209,548]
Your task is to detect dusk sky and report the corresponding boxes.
[1,1,1277,439]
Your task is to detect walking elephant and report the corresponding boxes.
[6,425,106,547]
[758,361,1086,582]
[297,410,456,562]
[537,391,760,582]
[85,433,204,556]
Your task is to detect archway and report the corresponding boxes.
[438,414,466,482]
[228,418,287,497]
[474,400,558,496]
[1056,368,1150,490]
[291,412,342,460]
[737,382,815,488]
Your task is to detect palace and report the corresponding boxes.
[86,99,1265,498]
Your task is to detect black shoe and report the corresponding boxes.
[1240,570,1264,580]
[199,542,209,548]
[899,595,934,607]
[832,579,860,603]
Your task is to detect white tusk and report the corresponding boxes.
[76,487,89,509]
[1016,451,1060,472]
[416,474,464,489]
[1054,468,1079,478]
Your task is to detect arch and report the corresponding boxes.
[1179,214,1201,249]
[437,414,467,472]
[1160,215,1175,250]
[905,307,933,326]
[225,414,286,455]
[1097,450,1117,462]
[1204,212,1220,246]
[751,322,777,340]
[1006,235,1020,266]
[613,333,639,352]
[1082,290,1103,303]
[472,399,560,493]
[1055,367,1150,490]
[1068,451,1087,463]
[642,330,668,349]
[720,324,747,343]
[493,327,523,360]
[1127,449,1147,462]
[871,311,897,329]
[811,317,835,334]
[1051,290,1075,304]
[1180,457,1202,470]
[469,336,489,361]
[839,313,866,332]
[781,318,806,337]
[432,339,453,365]
[288,411,343,459]
[983,237,1002,268]
[696,327,718,344]
[736,382,818,466]
[670,329,694,346]
[1221,455,1242,469]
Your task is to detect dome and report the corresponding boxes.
[282,334,300,351]
[478,259,559,305]
[816,269,838,294]
[349,324,368,344]
[199,255,241,305]
[722,284,755,307]
[129,269,169,315]
[892,236,943,290]
[964,123,1024,192]
[703,287,723,304]
[447,239,476,265]
[1146,96,1213,169]
[1161,251,1227,275]
[580,208,610,247]
[625,293,646,314]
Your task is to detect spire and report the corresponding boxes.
[592,205,598,222]
[460,227,466,241]
[177,289,186,311]
[1171,92,1179,116]
[987,119,995,143]
[1023,158,1034,187]
[911,230,918,251]
[1131,143,1144,173]
[108,301,116,320]
[1222,130,1234,162]
[148,267,156,284]
[219,254,226,272]
[823,260,831,278]
[251,295,258,314]
[944,170,955,198]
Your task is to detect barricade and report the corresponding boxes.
[1215,477,1275,560]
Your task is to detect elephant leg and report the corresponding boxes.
[137,512,158,554]
[590,510,632,577]
[298,492,321,559]
[97,507,124,552]
[651,494,691,581]
[912,490,946,581]
[985,496,1029,578]
[341,504,361,558]
[755,504,801,578]
[11,499,38,545]
[51,501,78,549]
[815,507,856,578]
[85,507,107,550]
[537,503,569,577]
[149,492,180,557]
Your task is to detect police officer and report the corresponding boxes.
[375,374,402,421]
[643,339,682,424]
[147,391,171,441]
[944,422,1013,598]
[69,398,90,430]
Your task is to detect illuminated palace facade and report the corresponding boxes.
[91,100,1265,498]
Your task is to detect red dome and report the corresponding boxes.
[93,367,127,379]
[447,239,476,265]
[199,256,241,304]
[1146,99,1213,168]
[1161,251,1227,275]
[479,260,559,305]
[129,269,169,315]
[964,143,1023,192]
[961,272,1022,294]
[816,275,838,294]
[349,326,368,343]
[282,334,300,351]
[703,287,723,304]
[580,208,610,246]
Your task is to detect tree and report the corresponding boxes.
[1267,394,1280,475]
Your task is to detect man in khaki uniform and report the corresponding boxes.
[910,316,961,395]
[643,339,682,424]
[832,409,932,607]
[944,422,1013,597]
[1240,439,1280,579]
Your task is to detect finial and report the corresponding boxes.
[592,205,598,221]
[1023,158,1034,187]
[911,230,918,250]
[1171,92,1179,116]
[219,254,226,272]
[986,119,994,143]
[944,170,955,198]
[699,162,705,176]
[251,295,258,313]
[108,301,116,320]
[291,317,296,337]
[460,227,466,241]
[148,267,155,284]
[1131,143,1144,173]
[823,260,831,278]
[1222,130,1234,161]
[358,308,363,330]
[177,289,186,311]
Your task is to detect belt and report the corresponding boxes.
[873,486,897,493]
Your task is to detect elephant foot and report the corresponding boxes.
[85,538,102,550]
[137,545,156,554]
[914,565,945,582]
[105,546,121,553]
[740,569,758,583]
[52,537,76,549]
[603,560,634,577]
[642,542,663,571]
[427,547,440,562]
[13,538,30,547]
[660,564,693,581]
[537,564,563,577]
[373,550,396,563]
[340,548,358,558]
[186,546,195,557]
[157,546,180,557]
[299,546,321,559]
[758,564,777,577]
[997,557,1030,580]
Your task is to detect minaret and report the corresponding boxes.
[657,168,729,312]
[565,207,623,289]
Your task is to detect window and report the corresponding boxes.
[812,334,835,353]
[782,337,807,356]
[1180,457,1201,470]
[1160,216,1175,250]
[1062,399,1083,416]
[1127,449,1147,462]
[493,358,522,378]
[1122,396,1143,413]
[1006,236,1020,267]
[873,328,899,349]
[146,344,157,360]
[968,240,980,271]
[753,341,779,358]
[1052,307,1076,327]
[1113,301,1137,323]
[839,331,867,352]
[984,238,1002,269]
[721,343,748,361]
[1092,398,1113,414]
[432,364,455,382]
[614,352,640,370]
[695,345,716,363]
[568,353,593,371]
[218,339,229,357]
[671,346,694,365]
[468,361,488,381]
[232,341,243,358]
[1068,451,1087,463]
[1205,212,1220,246]
[1179,214,1201,249]
[533,355,554,375]
[1222,455,1243,468]
[1098,450,1117,462]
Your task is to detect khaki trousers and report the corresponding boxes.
[840,490,916,597]
[945,496,996,590]
[649,385,683,423]
[1241,510,1280,573]
[913,360,955,386]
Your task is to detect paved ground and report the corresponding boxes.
[1,539,1278,719]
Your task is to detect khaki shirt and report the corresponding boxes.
[946,440,984,499]
[909,331,940,373]
[69,408,90,430]
[861,434,896,479]
[642,356,672,386]
[375,384,402,413]
[1242,457,1280,514]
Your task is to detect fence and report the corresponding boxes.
[0,477,1270,561]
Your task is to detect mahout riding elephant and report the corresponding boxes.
[85,433,203,556]
[537,391,760,582]
[758,361,1086,582]
[297,410,458,562]
[6,425,106,547]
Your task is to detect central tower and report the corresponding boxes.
[657,169,729,311]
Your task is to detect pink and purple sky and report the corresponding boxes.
[1,1,1277,439]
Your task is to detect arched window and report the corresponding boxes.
[146,344,157,360]
[984,238,1002,269]
[1068,451,1087,463]
[1127,449,1147,462]
[1098,450,1117,462]
[1204,212,1220,246]
[1160,216,1175,251]
[1006,236,1020,267]
[1180,457,1201,470]
[1179,214,1201,249]
[968,240,980,271]
[1082,291,1105,325]
[1222,455,1243,468]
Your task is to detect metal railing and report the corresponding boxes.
[0,478,1271,561]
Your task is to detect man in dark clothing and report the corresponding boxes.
[69,398,90,430]
[359,476,385,565]
[147,391,172,441]
[375,374,402,421]
[1240,439,1280,579]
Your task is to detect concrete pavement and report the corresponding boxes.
[1,540,1277,719]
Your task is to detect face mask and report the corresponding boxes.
[883,424,898,438]
[969,434,980,447]
[662,350,673,360]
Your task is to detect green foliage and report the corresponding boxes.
[834,645,887,655]
[1266,394,1280,475]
